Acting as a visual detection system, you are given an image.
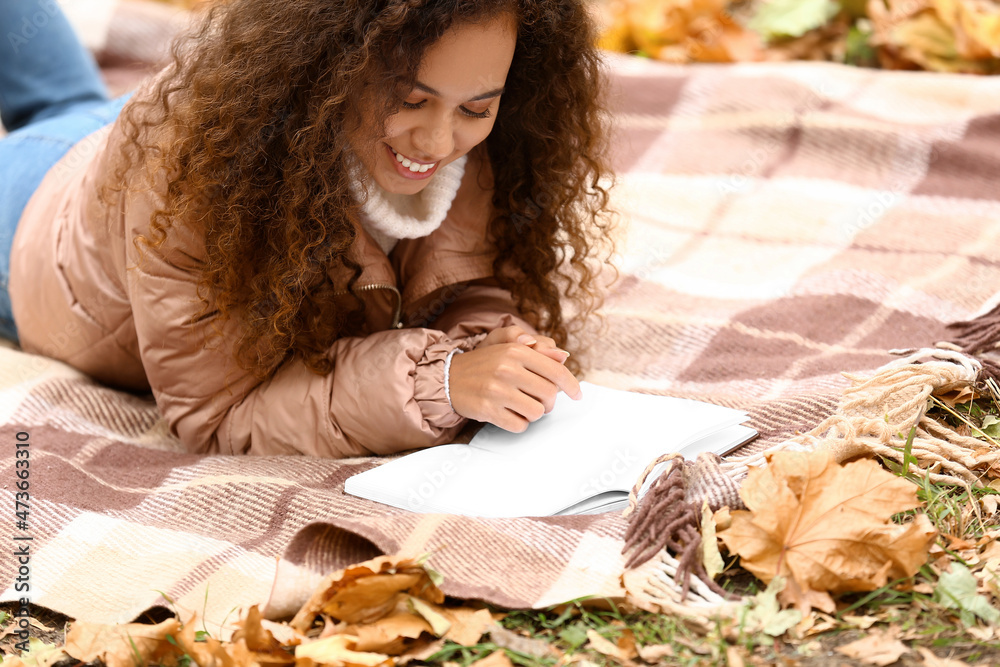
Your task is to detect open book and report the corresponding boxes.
[344,382,756,517]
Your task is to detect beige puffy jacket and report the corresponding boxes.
[9,108,536,458]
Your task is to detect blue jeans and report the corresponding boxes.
[0,0,127,343]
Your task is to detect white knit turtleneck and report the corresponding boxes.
[349,154,467,255]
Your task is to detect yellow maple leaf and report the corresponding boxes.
[718,449,937,613]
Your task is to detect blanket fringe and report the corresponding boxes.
[621,455,735,601]
[622,347,996,621]
[947,301,1000,355]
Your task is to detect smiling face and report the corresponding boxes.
[353,15,518,195]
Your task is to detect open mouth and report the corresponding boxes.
[389,146,438,174]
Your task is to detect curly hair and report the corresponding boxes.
[104,0,616,380]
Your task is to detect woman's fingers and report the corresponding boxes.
[447,343,581,431]
[519,347,582,400]
[494,408,531,433]
[484,328,570,364]
[479,325,529,347]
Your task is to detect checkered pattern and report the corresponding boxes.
[3,51,1000,629]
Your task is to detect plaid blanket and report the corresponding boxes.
[3,52,1000,631]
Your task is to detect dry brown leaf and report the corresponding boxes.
[713,506,732,531]
[27,618,55,633]
[917,646,972,667]
[295,634,391,666]
[635,643,674,661]
[63,617,183,667]
[932,0,1000,58]
[232,605,298,659]
[396,637,446,665]
[585,629,637,666]
[981,494,998,517]
[439,607,495,647]
[794,610,838,637]
[841,614,878,629]
[867,0,1000,72]
[343,609,431,654]
[172,615,236,667]
[598,0,764,63]
[487,624,555,659]
[835,628,909,666]
[978,538,1000,561]
[934,385,978,408]
[291,555,443,631]
[717,449,937,614]
[470,650,515,667]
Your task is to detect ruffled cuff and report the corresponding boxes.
[412,336,482,429]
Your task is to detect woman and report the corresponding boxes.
[0,0,615,457]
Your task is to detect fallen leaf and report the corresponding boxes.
[585,629,636,666]
[396,637,445,664]
[748,0,840,41]
[934,385,978,408]
[63,618,183,667]
[344,608,432,654]
[725,644,747,667]
[295,634,391,666]
[701,500,725,580]
[470,651,514,667]
[290,554,443,631]
[407,597,450,637]
[981,494,998,517]
[935,562,1000,626]
[487,624,555,659]
[8,638,65,667]
[598,0,764,63]
[841,614,878,629]
[713,506,732,531]
[916,646,971,667]
[26,619,54,633]
[718,449,937,613]
[835,628,909,666]
[636,643,674,661]
[440,607,494,647]
[740,577,802,637]
[231,605,297,657]
[794,610,837,637]
[867,0,1000,73]
[171,616,236,667]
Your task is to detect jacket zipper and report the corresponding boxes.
[333,283,404,329]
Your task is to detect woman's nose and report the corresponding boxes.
[411,114,454,161]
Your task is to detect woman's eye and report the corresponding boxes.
[401,100,492,119]
[461,106,492,119]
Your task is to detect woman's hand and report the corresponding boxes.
[449,335,582,433]
[476,325,570,365]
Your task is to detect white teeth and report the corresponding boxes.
[391,147,436,174]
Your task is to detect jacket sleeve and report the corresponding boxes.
[421,278,541,341]
[124,216,485,459]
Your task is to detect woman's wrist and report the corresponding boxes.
[443,348,465,413]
